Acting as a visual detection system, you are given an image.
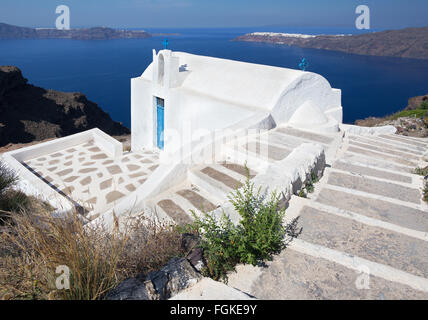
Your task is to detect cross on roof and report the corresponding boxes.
[163,39,169,49]
[299,58,309,71]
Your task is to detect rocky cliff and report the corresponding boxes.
[0,66,130,147]
[0,23,151,40]
[234,27,428,60]
[355,93,428,137]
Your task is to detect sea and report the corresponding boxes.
[1,27,427,128]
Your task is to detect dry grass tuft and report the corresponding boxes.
[0,208,184,300]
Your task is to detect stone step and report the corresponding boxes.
[259,131,307,150]
[332,160,413,184]
[243,141,292,161]
[348,135,424,156]
[175,188,218,213]
[188,167,235,202]
[275,127,334,145]
[222,143,271,172]
[316,188,428,233]
[200,165,243,190]
[346,146,417,167]
[247,248,428,300]
[379,134,428,149]
[326,171,422,204]
[297,206,428,278]
[156,199,193,225]
[218,161,258,179]
[342,153,413,173]
[348,140,421,160]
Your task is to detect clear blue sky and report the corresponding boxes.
[0,0,427,29]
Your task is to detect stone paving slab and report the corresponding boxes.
[332,161,412,183]
[316,188,428,232]
[349,141,418,159]
[348,136,424,155]
[298,206,428,278]
[327,171,421,203]
[250,249,428,300]
[157,199,192,225]
[379,135,428,148]
[201,166,243,190]
[276,127,334,144]
[244,142,291,161]
[342,153,412,173]
[260,132,306,149]
[176,189,217,212]
[220,162,257,178]
[347,146,417,167]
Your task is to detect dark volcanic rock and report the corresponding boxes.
[0,66,129,147]
[0,23,151,40]
[106,258,202,300]
[181,233,206,272]
[235,27,428,60]
[406,94,428,110]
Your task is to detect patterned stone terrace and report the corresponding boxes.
[24,140,159,219]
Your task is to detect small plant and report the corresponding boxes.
[183,174,296,282]
[0,161,30,218]
[297,170,319,197]
[413,166,428,177]
[297,189,307,198]
[420,99,428,110]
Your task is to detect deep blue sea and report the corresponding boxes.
[1,27,427,128]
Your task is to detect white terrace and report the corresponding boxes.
[2,129,160,220]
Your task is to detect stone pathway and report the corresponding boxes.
[24,139,159,219]
[226,130,428,300]
[148,126,341,225]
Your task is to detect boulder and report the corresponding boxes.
[146,257,202,300]
[180,233,206,272]
[106,257,202,300]
[105,278,151,300]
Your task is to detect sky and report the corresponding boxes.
[0,0,427,29]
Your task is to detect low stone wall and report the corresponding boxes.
[210,142,326,224]
[340,124,397,136]
[0,128,123,215]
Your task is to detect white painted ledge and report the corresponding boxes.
[340,124,397,136]
[1,128,123,214]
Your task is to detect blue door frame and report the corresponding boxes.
[156,98,164,150]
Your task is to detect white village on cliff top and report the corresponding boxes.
[2,50,428,299]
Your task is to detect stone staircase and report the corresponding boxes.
[147,125,342,225]
[227,130,428,300]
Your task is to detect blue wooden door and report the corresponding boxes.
[156,98,164,150]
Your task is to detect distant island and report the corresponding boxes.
[0,22,177,40]
[234,27,428,60]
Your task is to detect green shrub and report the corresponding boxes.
[0,161,31,221]
[0,161,18,195]
[420,99,428,110]
[183,176,296,281]
[297,171,319,197]
[413,166,428,176]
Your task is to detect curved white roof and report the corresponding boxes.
[141,51,310,111]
